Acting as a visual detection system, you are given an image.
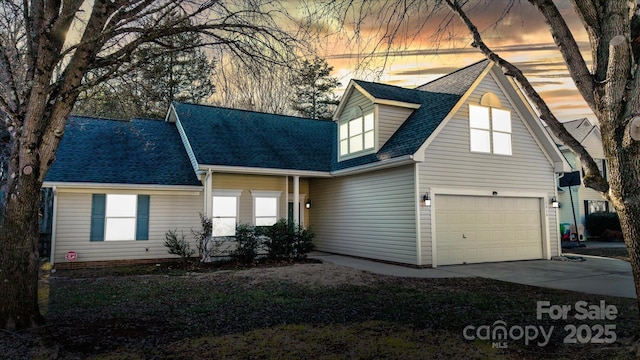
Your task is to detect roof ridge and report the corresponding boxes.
[69,114,132,122]
[352,79,417,92]
[415,59,490,89]
[173,101,329,123]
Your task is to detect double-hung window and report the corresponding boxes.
[469,104,512,155]
[251,190,281,227]
[90,194,150,241]
[339,107,375,156]
[212,190,242,237]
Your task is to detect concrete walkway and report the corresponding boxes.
[310,252,636,298]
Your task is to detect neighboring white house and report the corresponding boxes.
[547,118,613,239]
[44,60,570,268]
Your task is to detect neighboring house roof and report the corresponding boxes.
[171,102,335,172]
[45,116,201,186]
[547,118,596,145]
[333,60,490,170]
[546,118,604,161]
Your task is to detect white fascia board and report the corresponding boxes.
[200,157,417,178]
[333,81,357,121]
[373,99,421,109]
[330,155,416,177]
[198,165,332,178]
[43,182,203,192]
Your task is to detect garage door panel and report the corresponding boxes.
[436,195,543,265]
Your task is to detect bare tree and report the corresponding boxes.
[73,17,217,119]
[210,51,298,115]
[328,0,640,307]
[0,0,306,330]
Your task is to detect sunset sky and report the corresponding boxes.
[314,0,594,123]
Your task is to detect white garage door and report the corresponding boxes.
[435,195,543,266]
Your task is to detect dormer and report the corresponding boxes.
[334,80,421,161]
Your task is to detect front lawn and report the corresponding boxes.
[2,262,638,359]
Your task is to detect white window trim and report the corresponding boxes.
[105,194,137,241]
[251,190,282,226]
[212,189,242,237]
[469,104,512,156]
[339,107,376,159]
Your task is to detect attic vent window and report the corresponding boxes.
[339,106,374,156]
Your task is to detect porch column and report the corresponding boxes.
[293,175,300,225]
[285,176,289,213]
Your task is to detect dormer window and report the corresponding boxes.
[339,106,375,156]
[469,93,512,155]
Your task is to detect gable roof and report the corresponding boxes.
[333,60,490,170]
[45,116,201,187]
[547,118,596,145]
[171,102,335,173]
[546,118,604,161]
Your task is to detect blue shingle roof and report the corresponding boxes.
[46,61,490,183]
[173,103,335,172]
[333,60,490,170]
[45,116,201,186]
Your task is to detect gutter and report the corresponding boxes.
[197,165,332,178]
[42,182,203,191]
[330,155,417,177]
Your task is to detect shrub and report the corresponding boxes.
[585,212,622,239]
[164,229,194,263]
[263,219,314,260]
[229,224,261,264]
[192,213,230,262]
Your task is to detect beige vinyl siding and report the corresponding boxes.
[212,173,309,225]
[377,104,414,148]
[309,165,418,265]
[419,71,559,263]
[339,89,374,123]
[53,189,202,264]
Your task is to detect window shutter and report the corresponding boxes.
[90,194,106,241]
[136,195,150,240]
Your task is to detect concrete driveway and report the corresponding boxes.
[311,252,636,298]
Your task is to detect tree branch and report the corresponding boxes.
[529,0,596,110]
[605,35,631,117]
[444,0,609,194]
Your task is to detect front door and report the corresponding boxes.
[288,202,302,225]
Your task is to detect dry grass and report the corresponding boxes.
[2,260,638,359]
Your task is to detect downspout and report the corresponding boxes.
[49,186,58,265]
[204,169,213,217]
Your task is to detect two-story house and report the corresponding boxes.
[44,60,570,268]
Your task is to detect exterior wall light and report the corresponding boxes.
[551,196,560,208]
[305,200,312,209]
[423,193,431,206]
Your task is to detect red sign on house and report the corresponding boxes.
[65,251,77,262]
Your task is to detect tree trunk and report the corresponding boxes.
[0,175,44,330]
[619,205,640,306]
